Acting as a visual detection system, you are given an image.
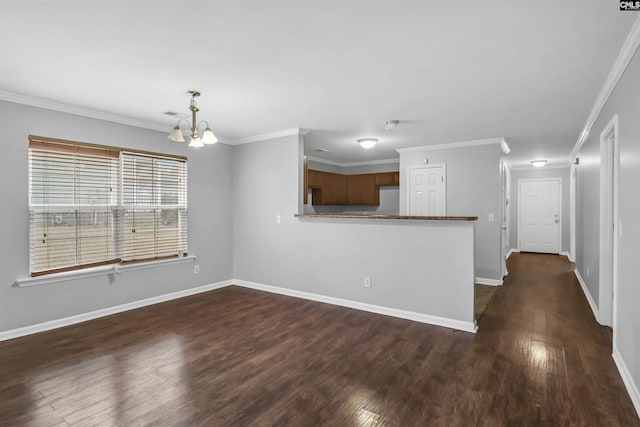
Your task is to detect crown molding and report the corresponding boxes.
[307,156,400,168]
[569,15,640,162]
[0,90,169,132]
[232,128,309,145]
[396,137,510,154]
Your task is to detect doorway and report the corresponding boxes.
[406,164,446,216]
[598,115,619,329]
[517,178,562,254]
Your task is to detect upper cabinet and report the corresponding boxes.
[307,168,399,206]
[374,172,400,187]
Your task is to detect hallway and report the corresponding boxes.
[479,252,639,425]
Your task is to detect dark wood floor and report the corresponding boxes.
[474,283,498,321]
[1,253,638,426]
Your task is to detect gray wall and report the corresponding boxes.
[307,160,399,175]
[399,144,503,281]
[0,101,233,332]
[575,46,640,399]
[509,167,571,253]
[233,136,475,327]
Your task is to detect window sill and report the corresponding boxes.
[15,255,196,288]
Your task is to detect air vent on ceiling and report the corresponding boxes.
[163,111,189,119]
[315,148,330,152]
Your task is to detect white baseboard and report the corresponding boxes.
[0,277,478,341]
[613,347,640,420]
[507,248,520,258]
[574,269,600,324]
[234,279,477,333]
[559,251,574,262]
[475,277,503,286]
[0,280,233,342]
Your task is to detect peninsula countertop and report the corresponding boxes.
[295,214,478,221]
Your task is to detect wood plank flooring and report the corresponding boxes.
[1,252,638,426]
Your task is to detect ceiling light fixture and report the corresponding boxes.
[531,160,547,168]
[358,138,378,149]
[385,120,399,130]
[167,90,218,148]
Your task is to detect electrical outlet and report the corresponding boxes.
[194,265,200,274]
[276,215,281,224]
[364,276,371,288]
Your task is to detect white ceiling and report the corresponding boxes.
[0,1,636,167]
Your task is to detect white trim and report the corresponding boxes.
[613,347,640,420]
[307,156,400,168]
[405,163,447,216]
[475,277,503,286]
[569,164,577,263]
[598,114,620,330]
[0,276,479,341]
[15,255,196,287]
[574,269,600,324]
[0,90,169,132]
[499,139,511,154]
[559,251,573,261]
[507,248,520,258]
[510,164,571,171]
[396,137,510,154]
[569,15,640,163]
[232,128,309,145]
[234,279,477,333]
[517,178,563,254]
[0,279,233,342]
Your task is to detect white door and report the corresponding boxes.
[518,179,561,253]
[407,165,446,216]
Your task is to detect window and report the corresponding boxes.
[28,136,188,276]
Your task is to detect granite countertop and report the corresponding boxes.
[295,214,478,221]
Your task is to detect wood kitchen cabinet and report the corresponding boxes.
[347,174,378,205]
[375,172,400,187]
[307,170,347,205]
[306,168,399,206]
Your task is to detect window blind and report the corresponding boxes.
[29,140,121,275]
[121,152,188,262]
[28,136,188,277]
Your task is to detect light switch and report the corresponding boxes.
[488,213,495,222]
[276,215,281,224]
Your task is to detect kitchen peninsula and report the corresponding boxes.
[292,213,478,333]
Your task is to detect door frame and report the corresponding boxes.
[406,163,447,215]
[500,160,509,276]
[598,114,619,331]
[569,164,577,262]
[517,178,562,254]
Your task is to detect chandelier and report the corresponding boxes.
[167,90,218,147]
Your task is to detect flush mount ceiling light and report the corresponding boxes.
[384,120,399,130]
[531,160,547,168]
[167,90,218,148]
[357,138,378,149]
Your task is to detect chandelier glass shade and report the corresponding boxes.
[167,90,218,147]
